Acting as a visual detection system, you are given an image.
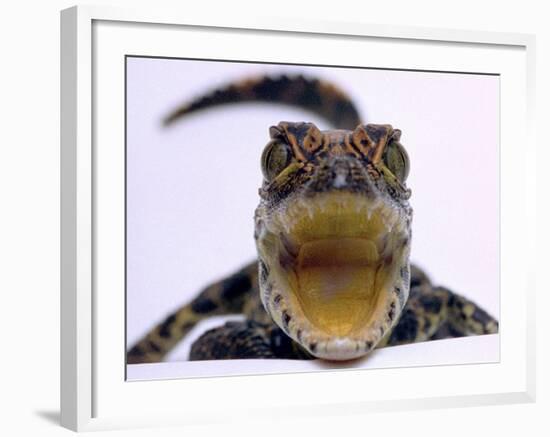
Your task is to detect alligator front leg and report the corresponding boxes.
[386,284,499,346]
[189,320,313,360]
[127,261,258,364]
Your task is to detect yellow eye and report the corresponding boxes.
[383,140,410,182]
[261,141,291,181]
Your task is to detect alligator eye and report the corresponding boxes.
[383,140,410,182]
[261,141,291,181]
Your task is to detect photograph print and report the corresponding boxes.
[125,56,500,380]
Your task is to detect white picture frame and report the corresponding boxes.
[60,5,536,432]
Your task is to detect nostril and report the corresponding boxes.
[332,169,349,188]
[307,156,370,194]
[331,159,353,188]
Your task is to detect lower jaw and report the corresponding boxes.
[306,338,375,361]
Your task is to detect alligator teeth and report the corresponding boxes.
[366,207,373,220]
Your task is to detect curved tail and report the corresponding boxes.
[163,75,362,130]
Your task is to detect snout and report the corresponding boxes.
[305,156,375,195]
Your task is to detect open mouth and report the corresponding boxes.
[258,192,409,359]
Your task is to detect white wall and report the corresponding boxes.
[0,0,547,436]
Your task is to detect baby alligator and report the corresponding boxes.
[128,75,498,362]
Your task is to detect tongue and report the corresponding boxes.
[295,238,381,336]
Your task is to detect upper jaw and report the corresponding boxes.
[256,191,411,360]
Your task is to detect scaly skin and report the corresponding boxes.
[127,75,498,364]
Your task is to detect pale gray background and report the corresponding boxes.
[126,57,499,361]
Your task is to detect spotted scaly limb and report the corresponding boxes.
[127,75,498,363]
